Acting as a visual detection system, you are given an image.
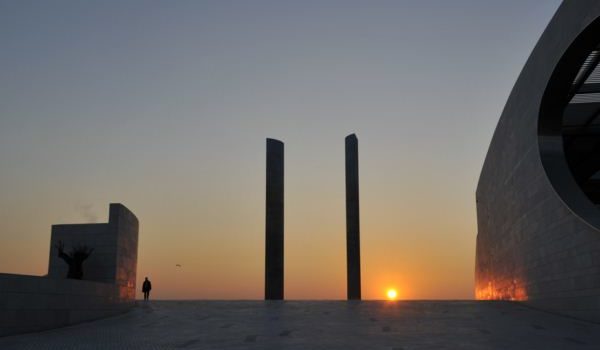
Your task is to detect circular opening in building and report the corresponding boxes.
[539,16,600,217]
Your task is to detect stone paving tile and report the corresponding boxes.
[0,301,600,349]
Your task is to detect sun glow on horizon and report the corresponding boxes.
[386,288,398,300]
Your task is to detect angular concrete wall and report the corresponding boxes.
[110,204,139,301]
[48,203,139,300]
[476,0,600,322]
[0,274,131,337]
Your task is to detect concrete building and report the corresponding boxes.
[345,134,361,300]
[265,138,284,300]
[0,203,138,336]
[476,0,600,322]
[48,203,139,300]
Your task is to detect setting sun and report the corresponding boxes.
[386,289,398,300]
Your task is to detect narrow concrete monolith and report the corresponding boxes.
[345,134,361,300]
[265,138,284,300]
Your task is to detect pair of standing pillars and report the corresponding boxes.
[264,134,361,300]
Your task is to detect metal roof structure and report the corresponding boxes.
[564,48,600,204]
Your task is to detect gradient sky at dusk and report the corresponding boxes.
[0,1,562,299]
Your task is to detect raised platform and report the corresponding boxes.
[1,301,599,349]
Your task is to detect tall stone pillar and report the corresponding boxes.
[265,138,284,300]
[345,134,361,300]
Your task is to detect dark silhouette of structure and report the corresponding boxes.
[265,138,284,300]
[345,134,361,300]
[142,277,152,300]
[55,240,94,280]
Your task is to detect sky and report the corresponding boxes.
[0,0,562,300]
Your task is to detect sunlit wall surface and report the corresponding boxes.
[476,0,600,322]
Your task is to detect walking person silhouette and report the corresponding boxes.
[142,277,152,301]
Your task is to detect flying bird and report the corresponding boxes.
[176,264,182,267]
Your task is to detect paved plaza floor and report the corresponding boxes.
[0,301,599,349]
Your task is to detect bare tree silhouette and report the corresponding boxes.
[55,240,94,279]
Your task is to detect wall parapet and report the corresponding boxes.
[0,274,132,337]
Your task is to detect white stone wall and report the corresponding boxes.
[48,223,117,283]
[475,0,600,322]
[110,204,139,301]
[0,274,131,337]
[47,203,139,300]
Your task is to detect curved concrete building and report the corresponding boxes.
[476,1,600,322]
